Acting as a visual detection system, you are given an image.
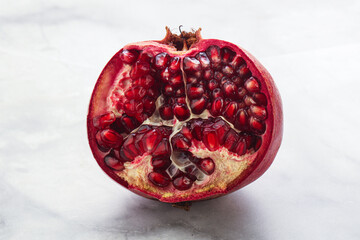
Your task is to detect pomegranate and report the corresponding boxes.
[87,27,283,204]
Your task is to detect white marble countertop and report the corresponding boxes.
[1,0,360,239]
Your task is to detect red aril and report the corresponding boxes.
[87,27,283,205]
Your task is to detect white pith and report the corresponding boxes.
[103,50,259,200]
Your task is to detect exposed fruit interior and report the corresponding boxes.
[89,38,271,202]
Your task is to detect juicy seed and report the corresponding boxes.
[130,62,150,79]
[222,81,237,99]
[189,119,203,140]
[223,129,239,151]
[234,138,247,155]
[190,97,207,115]
[120,115,139,133]
[153,138,171,157]
[169,57,180,72]
[244,95,256,106]
[180,126,193,140]
[206,45,221,64]
[163,85,174,96]
[249,117,266,135]
[97,129,123,149]
[148,172,171,187]
[104,155,124,171]
[121,134,140,161]
[235,109,249,131]
[238,65,252,79]
[203,128,219,151]
[198,158,215,175]
[231,56,246,69]
[187,85,205,99]
[223,101,238,122]
[183,57,201,72]
[124,99,144,116]
[154,52,170,69]
[173,103,190,121]
[93,112,116,129]
[142,97,156,115]
[208,79,219,90]
[212,88,223,99]
[159,104,174,120]
[250,105,267,120]
[221,47,236,64]
[137,75,154,89]
[252,92,268,106]
[169,74,183,87]
[160,68,171,82]
[152,157,171,169]
[210,97,224,116]
[196,52,211,68]
[140,129,162,153]
[203,69,214,80]
[222,65,234,76]
[119,49,139,64]
[125,86,146,100]
[244,77,261,92]
[173,175,194,191]
[212,119,230,145]
[171,133,191,150]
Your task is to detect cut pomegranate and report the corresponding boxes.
[87,27,283,204]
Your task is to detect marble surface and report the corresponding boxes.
[1,0,360,239]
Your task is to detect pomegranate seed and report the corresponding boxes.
[203,128,219,151]
[130,61,150,79]
[169,74,183,87]
[223,129,239,151]
[231,56,245,69]
[238,65,251,79]
[154,52,170,69]
[152,138,171,157]
[252,92,268,106]
[212,119,230,145]
[173,175,193,191]
[235,109,249,131]
[125,86,146,100]
[250,105,267,120]
[206,45,221,64]
[208,79,219,90]
[249,117,266,135]
[93,112,116,129]
[175,97,186,104]
[148,172,170,187]
[183,57,201,72]
[173,103,190,121]
[222,65,234,76]
[160,68,171,82]
[238,87,247,99]
[175,88,185,97]
[210,97,224,116]
[137,75,155,89]
[138,52,153,63]
[244,95,256,106]
[187,84,205,99]
[184,165,198,181]
[124,99,144,116]
[232,76,244,86]
[233,138,247,156]
[96,129,123,149]
[212,88,223,99]
[180,126,192,140]
[188,119,203,140]
[203,69,214,80]
[214,71,224,81]
[159,104,174,120]
[198,158,215,175]
[120,114,139,133]
[142,97,156,115]
[252,135,262,151]
[163,84,174,96]
[140,129,162,153]
[190,97,207,114]
[135,113,149,123]
[223,101,238,122]
[121,134,140,160]
[104,155,124,171]
[169,57,180,72]
[244,77,260,92]
[196,52,211,68]
[152,157,171,169]
[119,49,139,64]
[221,47,236,64]
[222,81,237,99]
[171,133,191,150]
[186,76,198,84]
[147,87,159,99]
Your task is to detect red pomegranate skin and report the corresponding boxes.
[87,28,283,203]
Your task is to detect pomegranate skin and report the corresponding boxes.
[87,29,283,203]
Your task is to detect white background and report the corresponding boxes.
[1,0,360,239]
